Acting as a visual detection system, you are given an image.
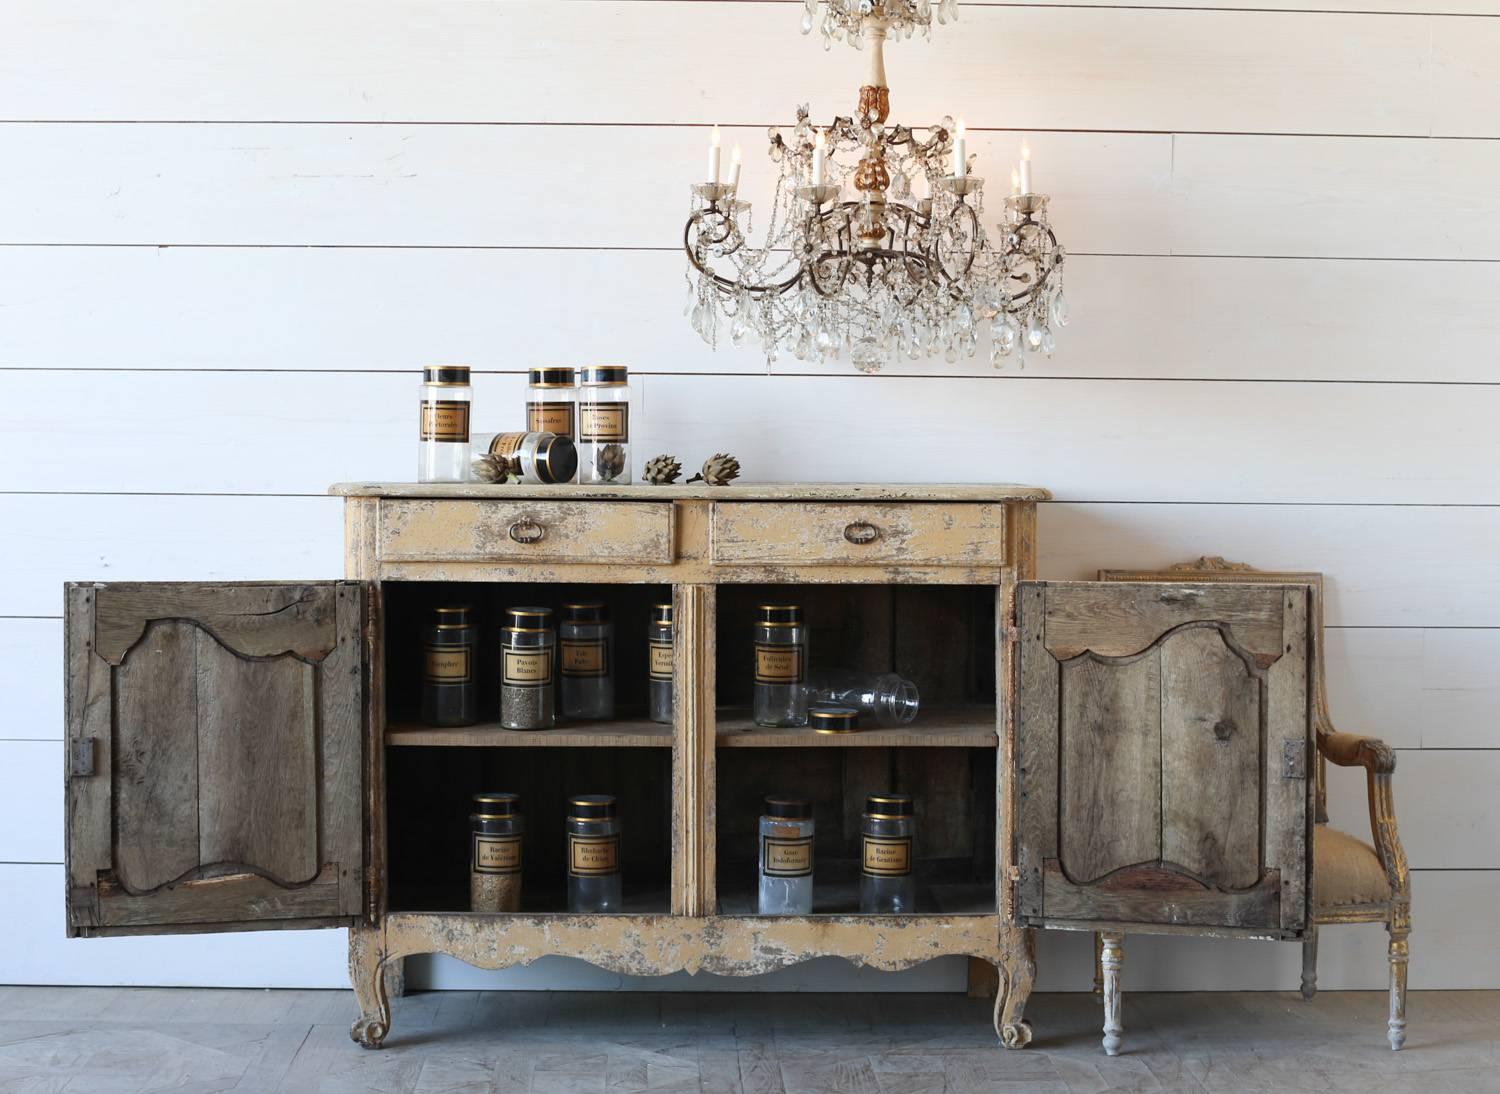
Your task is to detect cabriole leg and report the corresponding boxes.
[995,925,1036,1048]
[1093,931,1105,1002]
[349,925,392,1050]
[1387,928,1409,1050]
[1100,931,1124,1056]
[1301,925,1319,1000]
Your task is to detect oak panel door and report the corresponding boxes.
[65,582,368,936]
[1013,581,1312,937]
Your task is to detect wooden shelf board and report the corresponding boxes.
[715,706,997,748]
[331,481,1050,502]
[386,718,671,748]
[716,881,996,918]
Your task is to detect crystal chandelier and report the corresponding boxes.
[683,0,1069,373]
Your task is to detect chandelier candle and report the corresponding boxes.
[1019,141,1032,195]
[417,366,471,482]
[952,119,966,177]
[709,125,722,183]
[578,366,631,484]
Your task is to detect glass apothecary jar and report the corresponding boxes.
[860,794,916,914]
[578,365,631,484]
[753,604,808,728]
[421,605,478,727]
[471,431,578,485]
[470,792,523,913]
[757,797,814,915]
[567,794,622,913]
[647,602,674,725]
[804,670,920,727]
[417,365,471,483]
[500,607,555,730]
[560,602,614,720]
[526,367,578,451]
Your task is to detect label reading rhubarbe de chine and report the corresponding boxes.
[568,834,620,877]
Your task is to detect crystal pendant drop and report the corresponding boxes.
[800,8,814,33]
[1041,327,1056,358]
[1052,289,1070,328]
[1025,315,1045,351]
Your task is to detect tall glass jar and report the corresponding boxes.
[417,365,471,483]
[527,368,577,482]
[753,604,808,728]
[578,365,631,484]
[567,794,622,912]
[860,794,916,914]
[470,792,523,913]
[758,797,814,915]
[500,607,555,730]
[421,605,478,727]
[472,431,578,485]
[804,671,920,727]
[647,602,674,725]
[560,602,614,720]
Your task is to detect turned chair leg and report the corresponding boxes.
[1388,928,1409,1050]
[1099,931,1124,1056]
[1093,931,1105,1002]
[1300,925,1319,1000]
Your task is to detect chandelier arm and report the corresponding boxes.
[932,200,980,283]
[999,219,1061,310]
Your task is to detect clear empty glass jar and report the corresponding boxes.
[758,797,814,915]
[805,671,920,727]
[471,431,578,485]
[470,792,523,913]
[753,604,808,728]
[647,602,674,725]
[527,367,578,449]
[567,794,622,913]
[560,602,614,720]
[417,365,471,483]
[421,605,478,727]
[578,365,631,484]
[500,607,555,730]
[860,794,916,914]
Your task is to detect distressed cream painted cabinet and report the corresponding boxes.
[64,484,1053,1049]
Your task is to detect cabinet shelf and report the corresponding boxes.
[715,706,998,748]
[386,718,672,748]
[716,880,996,917]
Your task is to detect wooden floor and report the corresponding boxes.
[0,987,1495,1093]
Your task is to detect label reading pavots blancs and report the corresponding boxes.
[503,648,552,687]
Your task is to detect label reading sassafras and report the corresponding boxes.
[473,834,522,874]
[754,644,804,685]
[648,640,673,681]
[503,648,552,687]
[527,401,576,439]
[419,400,470,442]
[579,403,629,442]
[762,835,814,878]
[560,638,608,678]
[424,646,472,684]
[568,834,620,877]
[862,836,912,877]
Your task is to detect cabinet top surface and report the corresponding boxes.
[329,481,1051,502]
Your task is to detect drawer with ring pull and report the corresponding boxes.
[376,499,675,564]
[709,502,1006,567]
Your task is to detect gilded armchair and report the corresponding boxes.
[1097,558,1412,1050]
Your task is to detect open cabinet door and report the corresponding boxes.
[1012,580,1313,938]
[65,582,370,936]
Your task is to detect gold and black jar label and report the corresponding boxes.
[754,643,805,685]
[568,834,620,877]
[579,403,629,442]
[503,648,553,687]
[560,638,609,678]
[419,400,470,442]
[526,401,576,439]
[473,833,522,875]
[648,640,673,681]
[861,836,913,877]
[424,645,473,684]
[762,835,814,878]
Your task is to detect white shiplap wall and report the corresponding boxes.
[2,0,1497,994]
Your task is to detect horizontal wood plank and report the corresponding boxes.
[386,720,672,748]
[715,707,998,747]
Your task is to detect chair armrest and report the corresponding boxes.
[1319,732,1397,774]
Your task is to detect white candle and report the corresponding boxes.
[811,131,826,184]
[952,118,967,178]
[1011,168,1021,197]
[1018,139,1032,195]
[912,171,929,201]
[729,144,742,190]
[709,125,722,184]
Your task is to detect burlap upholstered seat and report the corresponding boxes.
[1313,824,1393,910]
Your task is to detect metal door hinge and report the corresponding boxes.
[1282,740,1307,780]
[69,737,95,778]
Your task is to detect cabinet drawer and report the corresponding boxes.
[377,499,675,564]
[710,502,1005,567]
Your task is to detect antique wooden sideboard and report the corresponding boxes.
[63,483,1323,1054]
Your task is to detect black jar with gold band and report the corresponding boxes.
[421,605,478,727]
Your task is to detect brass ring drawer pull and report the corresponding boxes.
[508,519,546,544]
[843,521,880,545]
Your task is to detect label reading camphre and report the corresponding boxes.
[503,648,552,687]
[568,834,620,877]
[579,404,629,442]
[561,639,608,678]
[527,401,576,438]
[862,836,913,877]
[762,836,814,878]
[648,641,673,681]
[473,834,522,874]
[424,646,472,684]
[419,400,471,442]
[754,644,805,685]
